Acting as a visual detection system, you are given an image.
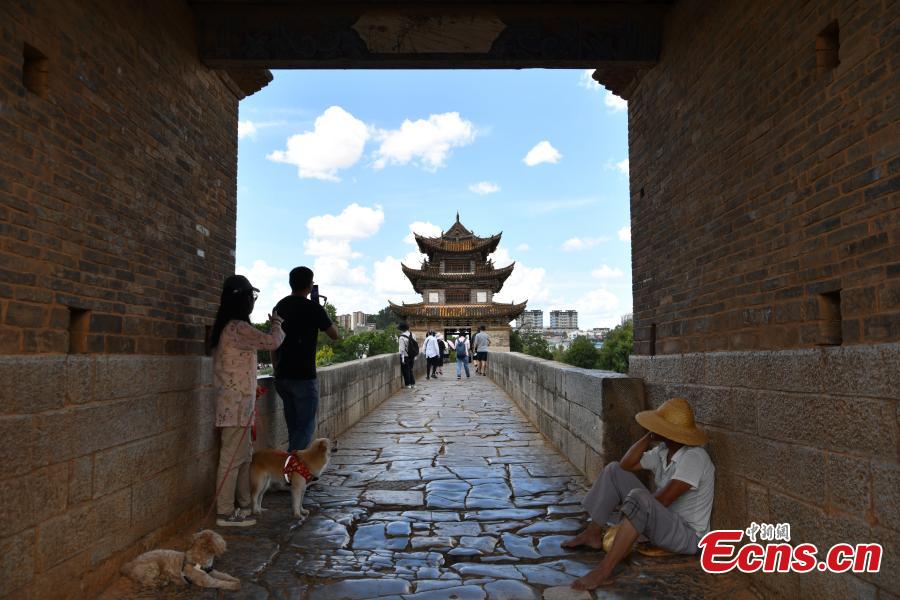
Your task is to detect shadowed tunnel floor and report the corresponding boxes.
[100,373,754,599]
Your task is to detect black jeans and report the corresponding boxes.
[427,356,439,377]
[401,355,415,385]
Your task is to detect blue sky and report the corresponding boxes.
[236,69,632,328]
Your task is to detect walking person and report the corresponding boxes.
[398,322,417,388]
[211,275,285,527]
[272,267,340,452]
[436,333,446,376]
[473,325,490,375]
[455,334,470,379]
[424,330,440,379]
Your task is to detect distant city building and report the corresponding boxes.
[337,311,370,332]
[516,309,544,329]
[549,310,578,329]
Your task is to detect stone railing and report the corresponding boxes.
[487,352,645,479]
[255,353,425,448]
[0,351,420,598]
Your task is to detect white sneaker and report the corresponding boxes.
[216,510,256,527]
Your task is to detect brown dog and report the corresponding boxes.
[120,529,240,590]
[250,438,331,519]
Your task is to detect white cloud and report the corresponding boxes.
[303,238,359,260]
[373,255,419,301]
[312,256,369,286]
[373,112,476,171]
[618,226,631,242]
[238,120,258,140]
[578,69,600,91]
[573,288,622,328]
[562,236,609,251]
[236,260,291,323]
[523,141,562,166]
[591,265,625,280]
[616,158,629,176]
[267,106,369,181]
[402,221,443,245]
[490,247,550,305]
[469,181,500,195]
[516,243,530,252]
[307,203,385,241]
[604,91,628,112]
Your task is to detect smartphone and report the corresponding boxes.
[311,284,319,304]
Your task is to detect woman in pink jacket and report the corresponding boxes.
[209,275,285,527]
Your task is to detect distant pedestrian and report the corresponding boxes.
[473,325,490,375]
[424,330,440,379]
[455,334,470,379]
[436,333,446,375]
[398,323,417,388]
[273,267,340,453]
[211,275,285,528]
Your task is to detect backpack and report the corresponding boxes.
[455,339,467,356]
[404,333,419,359]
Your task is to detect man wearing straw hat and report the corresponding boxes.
[562,397,715,590]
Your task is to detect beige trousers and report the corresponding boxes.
[216,425,253,516]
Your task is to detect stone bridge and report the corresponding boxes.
[100,358,751,600]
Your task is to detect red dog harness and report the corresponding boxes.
[280,452,314,484]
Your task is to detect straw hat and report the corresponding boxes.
[634,397,707,446]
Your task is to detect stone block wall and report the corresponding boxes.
[1,0,240,355]
[630,343,899,598]
[629,0,899,355]
[0,355,216,599]
[487,352,645,480]
[255,353,426,449]
[0,352,416,598]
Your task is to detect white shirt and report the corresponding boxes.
[423,335,440,358]
[640,444,715,536]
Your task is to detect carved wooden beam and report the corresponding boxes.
[188,2,669,69]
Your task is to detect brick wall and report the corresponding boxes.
[631,345,898,598]
[1,0,239,355]
[1,0,242,597]
[629,0,899,355]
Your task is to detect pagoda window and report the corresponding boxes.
[428,291,440,303]
[476,291,488,303]
[443,259,472,274]
[446,288,469,303]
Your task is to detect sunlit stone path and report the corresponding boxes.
[102,374,753,600]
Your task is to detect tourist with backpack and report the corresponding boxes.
[436,333,446,376]
[455,334,471,379]
[398,322,418,388]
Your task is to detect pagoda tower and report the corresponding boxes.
[389,214,526,351]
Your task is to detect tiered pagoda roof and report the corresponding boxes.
[390,214,527,325]
[413,215,501,258]
[389,300,528,320]
[400,261,515,294]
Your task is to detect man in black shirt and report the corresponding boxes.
[273,266,340,451]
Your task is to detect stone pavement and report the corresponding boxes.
[101,373,755,600]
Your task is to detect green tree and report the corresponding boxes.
[520,331,552,359]
[316,345,334,366]
[331,329,399,363]
[509,329,523,352]
[253,322,272,367]
[597,319,633,373]
[370,305,401,330]
[562,335,600,369]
